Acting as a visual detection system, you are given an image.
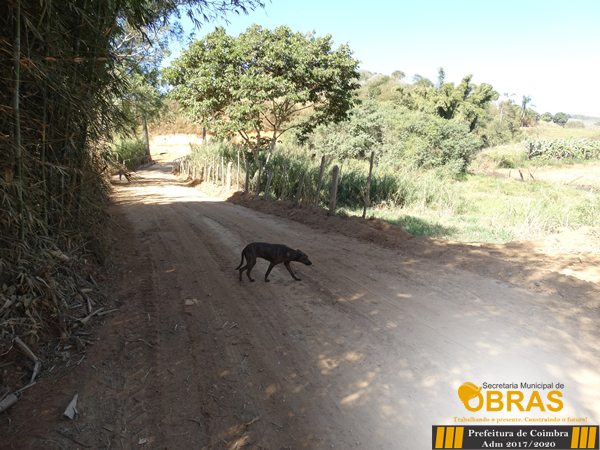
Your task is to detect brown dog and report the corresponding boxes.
[235,243,312,282]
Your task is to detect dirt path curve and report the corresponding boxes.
[4,155,600,449]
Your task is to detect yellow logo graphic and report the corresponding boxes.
[435,426,464,448]
[572,427,598,449]
[458,382,482,407]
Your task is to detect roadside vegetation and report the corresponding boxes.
[175,54,599,244]
[1,1,264,349]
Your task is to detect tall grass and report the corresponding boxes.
[186,141,465,213]
[185,141,599,244]
[346,175,599,243]
[110,137,148,168]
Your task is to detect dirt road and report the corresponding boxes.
[4,150,600,449]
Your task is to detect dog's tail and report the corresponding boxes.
[234,251,245,270]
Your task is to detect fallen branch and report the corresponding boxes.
[14,336,38,362]
[78,308,104,326]
[97,308,118,317]
[243,416,261,429]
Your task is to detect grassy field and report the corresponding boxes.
[522,121,600,140]
[340,173,600,243]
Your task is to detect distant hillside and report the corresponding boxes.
[570,114,599,120]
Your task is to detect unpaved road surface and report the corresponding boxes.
[3,147,600,449]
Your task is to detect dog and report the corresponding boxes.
[235,243,312,282]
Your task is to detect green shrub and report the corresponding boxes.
[110,137,147,168]
[472,144,528,169]
[388,111,481,174]
[565,120,585,129]
[305,101,481,174]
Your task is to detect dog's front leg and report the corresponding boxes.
[284,262,301,281]
[264,262,276,282]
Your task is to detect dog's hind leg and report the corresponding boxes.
[236,253,247,281]
[284,261,301,281]
[245,257,256,282]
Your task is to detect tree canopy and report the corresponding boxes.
[394,73,498,131]
[163,25,361,160]
[553,112,569,127]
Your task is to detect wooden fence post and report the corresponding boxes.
[255,161,262,195]
[244,157,249,194]
[295,169,306,204]
[329,165,339,215]
[314,156,326,207]
[227,162,232,190]
[363,151,375,219]
[264,167,274,199]
[237,149,240,190]
[280,162,287,200]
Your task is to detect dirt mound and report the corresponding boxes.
[227,191,413,248]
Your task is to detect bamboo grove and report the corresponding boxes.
[0,0,263,343]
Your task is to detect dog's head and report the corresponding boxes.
[295,249,312,266]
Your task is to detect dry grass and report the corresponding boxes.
[148,101,203,137]
[523,121,600,140]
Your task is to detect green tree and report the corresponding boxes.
[412,74,434,87]
[553,112,569,127]
[113,22,181,156]
[164,25,360,162]
[436,67,446,89]
[366,76,391,100]
[391,70,406,82]
[407,75,498,131]
[540,112,553,122]
[520,95,533,127]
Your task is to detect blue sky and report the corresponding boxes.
[168,0,600,117]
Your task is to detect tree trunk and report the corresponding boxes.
[142,114,151,159]
[265,128,277,166]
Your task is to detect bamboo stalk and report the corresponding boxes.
[12,0,24,241]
